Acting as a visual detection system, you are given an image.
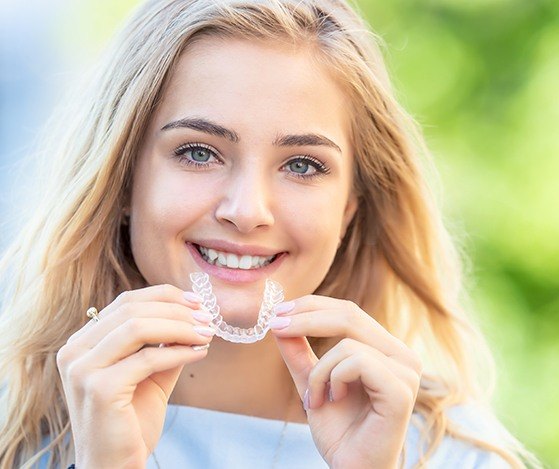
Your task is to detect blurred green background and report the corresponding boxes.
[2,0,557,466]
[358,1,559,467]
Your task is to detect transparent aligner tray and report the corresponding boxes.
[190,272,284,343]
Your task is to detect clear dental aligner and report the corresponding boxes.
[190,272,284,343]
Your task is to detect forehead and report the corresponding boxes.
[152,36,352,152]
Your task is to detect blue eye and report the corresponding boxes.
[191,147,212,162]
[173,143,220,167]
[283,156,330,179]
[288,160,313,174]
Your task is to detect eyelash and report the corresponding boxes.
[173,142,222,168]
[172,142,331,180]
[283,155,330,180]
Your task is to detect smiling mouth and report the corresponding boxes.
[194,244,279,270]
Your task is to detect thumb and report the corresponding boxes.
[273,335,318,398]
[150,364,186,401]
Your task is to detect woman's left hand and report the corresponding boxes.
[270,295,423,469]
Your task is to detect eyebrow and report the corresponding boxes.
[273,133,341,153]
[161,117,239,142]
[160,117,342,153]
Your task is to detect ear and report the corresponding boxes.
[340,193,358,239]
[121,206,131,225]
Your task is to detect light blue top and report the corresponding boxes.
[37,403,510,468]
[142,404,510,468]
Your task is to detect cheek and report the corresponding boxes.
[280,189,348,289]
[128,164,219,273]
[284,186,348,245]
[131,166,215,233]
[131,176,180,239]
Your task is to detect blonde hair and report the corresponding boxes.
[0,0,541,467]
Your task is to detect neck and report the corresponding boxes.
[170,333,307,423]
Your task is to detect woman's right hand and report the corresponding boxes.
[56,284,215,469]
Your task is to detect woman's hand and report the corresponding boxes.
[56,284,215,469]
[271,296,423,469]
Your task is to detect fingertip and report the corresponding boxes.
[310,389,325,410]
[269,317,291,330]
[183,291,203,305]
[191,343,210,352]
[273,300,295,316]
[330,381,348,402]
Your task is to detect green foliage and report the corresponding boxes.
[357,0,559,466]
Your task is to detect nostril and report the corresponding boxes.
[215,203,275,233]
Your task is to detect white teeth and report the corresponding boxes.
[226,253,239,268]
[208,248,218,261]
[196,244,276,270]
[239,255,252,270]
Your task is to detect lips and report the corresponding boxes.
[186,241,286,283]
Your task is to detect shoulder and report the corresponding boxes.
[404,403,512,468]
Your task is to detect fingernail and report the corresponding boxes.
[192,343,210,352]
[328,387,334,402]
[193,325,216,337]
[183,291,203,303]
[303,388,311,411]
[269,316,291,330]
[192,311,213,323]
[273,301,295,316]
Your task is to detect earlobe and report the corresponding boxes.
[122,206,131,225]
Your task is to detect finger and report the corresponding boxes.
[273,335,318,399]
[72,284,204,340]
[328,352,416,419]
[101,343,209,399]
[69,301,212,349]
[83,318,215,368]
[306,338,420,409]
[271,297,414,364]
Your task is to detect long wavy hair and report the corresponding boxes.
[0,0,541,467]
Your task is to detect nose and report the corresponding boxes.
[214,166,275,233]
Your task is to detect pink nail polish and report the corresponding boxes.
[192,311,213,323]
[303,388,311,411]
[193,325,216,337]
[183,291,203,303]
[273,301,295,316]
[269,316,291,330]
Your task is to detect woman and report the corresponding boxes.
[0,0,540,467]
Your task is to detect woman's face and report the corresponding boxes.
[130,37,357,327]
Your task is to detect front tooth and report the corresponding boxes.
[226,253,240,268]
[251,256,260,267]
[239,255,252,270]
[217,253,227,266]
[207,248,218,261]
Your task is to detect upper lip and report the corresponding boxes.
[189,239,284,257]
